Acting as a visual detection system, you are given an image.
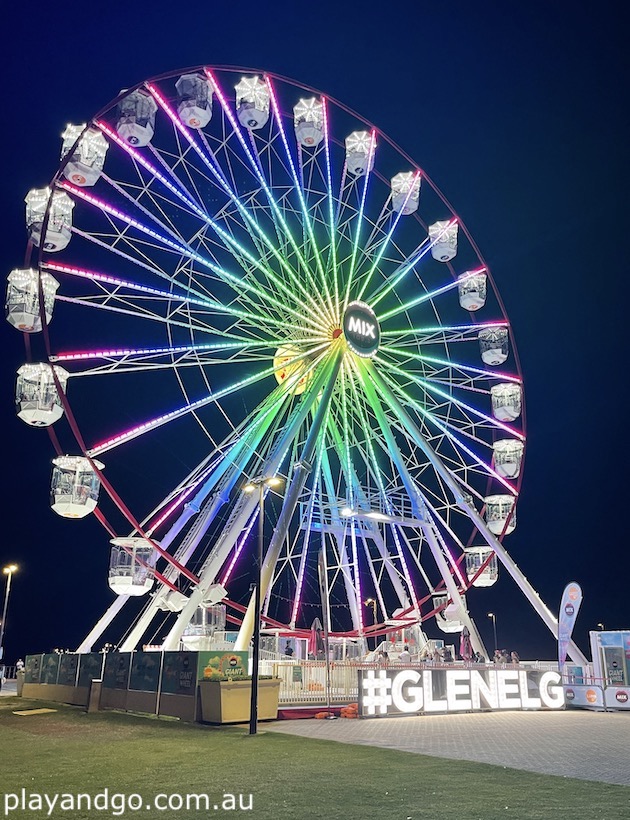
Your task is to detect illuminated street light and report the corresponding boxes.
[487,611,497,654]
[0,565,18,662]
[242,476,284,735]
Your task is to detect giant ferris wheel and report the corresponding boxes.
[6,67,586,663]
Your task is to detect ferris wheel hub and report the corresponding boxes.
[343,301,380,358]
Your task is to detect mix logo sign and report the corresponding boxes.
[343,301,380,358]
[359,668,564,717]
[615,690,629,704]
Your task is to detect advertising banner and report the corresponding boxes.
[558,582,582,670]
[103,652,132,690]
[57,653,79,686]
[161,652,199,696]
[564,684,605,709]
[129,651,162,692]
[40,653,60,685]
[24,654,43,684]
[198,651,249,679]
[77,653,105,688]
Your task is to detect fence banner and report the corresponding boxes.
[558,582,582,670]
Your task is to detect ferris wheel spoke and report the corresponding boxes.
[355,171,421,303]
[98,120,308,304]
[205,72,334,324]
[381,320,512,349]
[146,84,326,317]
[265,77,336,321]
[45,261,318,343]
[341,131,376,314]
[98,121,331,330]
[378,344,517,392]
[377,355,524,441]
[368,223,458,310]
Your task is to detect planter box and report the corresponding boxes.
[199,678,281,724]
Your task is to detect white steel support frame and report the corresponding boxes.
[363,361,588,667]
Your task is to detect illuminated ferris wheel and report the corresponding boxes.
[6,66,581,660]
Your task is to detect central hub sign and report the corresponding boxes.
[343,301,380,358]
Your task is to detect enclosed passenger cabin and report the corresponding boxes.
[116,89,158,147]
[344,131,375,176]
[50,455,104,519]
[432,594,465,633]
[235,76,270,130]
[484,494,516,535]
[61,124,109,187]
[108,538,156,596]
[16,363,69,427]
[479,327,509,366]
[25,188,74,252]
[457,271,487,311]
[492,439,524,479]
[428,221,458,262]
[490,383,522,422]
[390,171,420,215]
[5,268,59,332]
[176,73,213,129]
[293,97,324,147]
[464,547,498,587]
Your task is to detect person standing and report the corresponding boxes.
[398,646,411,664]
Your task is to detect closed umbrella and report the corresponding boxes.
[460,625,473,661]
[309,617,325,658]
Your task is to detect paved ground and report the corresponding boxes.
[265,709,630,786]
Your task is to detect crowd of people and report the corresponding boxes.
[375,645,521,665]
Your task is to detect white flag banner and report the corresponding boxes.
[558,582,583,670]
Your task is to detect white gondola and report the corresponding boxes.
[116,89,158,147]
[479,327,509,366]
[235,76,270,130]
[5,268,59,332]
[484,494,516,535]
[108,538,156,596]
[457,271,487,311]
[432,593,465,633]
[50,455,104,519]
[390,172,420,215]
[464,547,498,587]
[16,363,69,427]
[344,131,375,176]
[490,383,522,422]
[61,124,109,187]
[157,589,189,612]
[428,220,458,262]
[293,97,324,147]
[176,73,213,129]
[25,188,74,252]
[492,439,524,479]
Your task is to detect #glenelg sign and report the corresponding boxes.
[359,668,564,717]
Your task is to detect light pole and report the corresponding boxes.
[487,612,497,655]
[364,598,378,650]
[243,476,282,736]
[0,565,18,662]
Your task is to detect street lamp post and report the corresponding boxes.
[487,612,497,655]
[243,476,282,736]
[0,565,18,662]
[364,598,378,650]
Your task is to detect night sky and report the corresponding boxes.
[1,1,626,664]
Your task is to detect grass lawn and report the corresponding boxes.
[0,697,627,819]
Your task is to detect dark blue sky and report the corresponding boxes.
[1,1,627,663]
